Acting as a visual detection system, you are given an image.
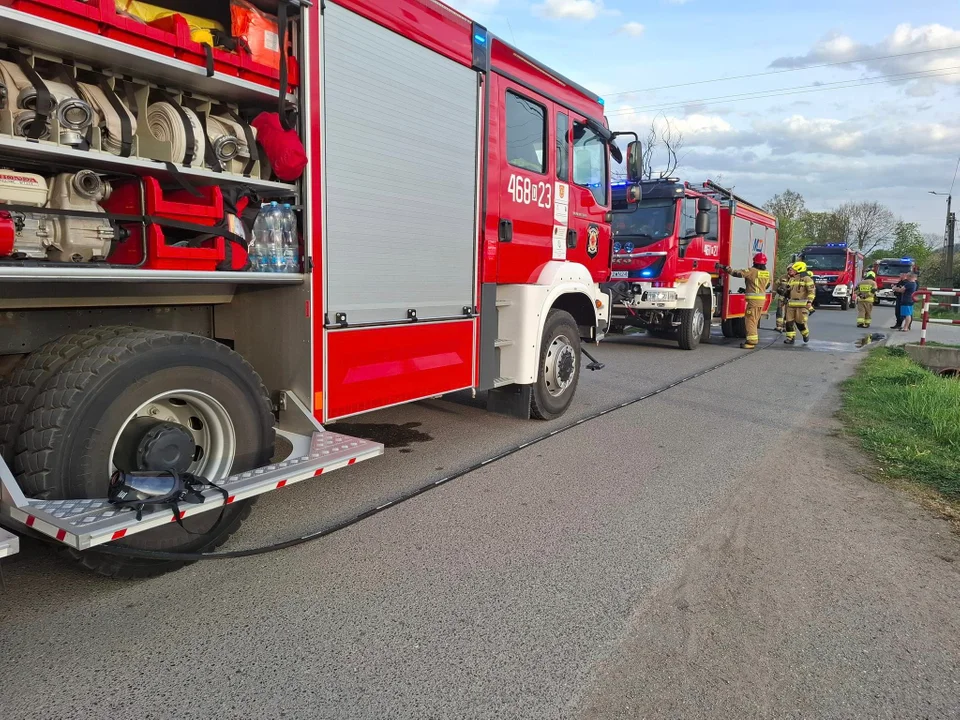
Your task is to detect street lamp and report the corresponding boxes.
[929,191,955,287]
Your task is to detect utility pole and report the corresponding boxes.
[930,191,955,287]
[946,195,955,288]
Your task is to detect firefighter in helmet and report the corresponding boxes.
[783,261,815,345]
[718,253,771,349]
[856,271,878,328]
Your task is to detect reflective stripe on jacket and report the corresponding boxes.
[856,279,877,301]
[786,274,815,307]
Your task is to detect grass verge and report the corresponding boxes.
[840,347,960,507]
[929,306,960,321]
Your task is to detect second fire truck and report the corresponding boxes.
[608,177,778,350]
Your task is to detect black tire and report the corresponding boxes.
[678,297,706,350]
[873,297,881,306]
[531,310,581,421]
[840,298,850,311]
[733,317,747,339]
[721,319,736,338]
[0,326,136,465]
[699,294,713,345]
[14,329,274,578]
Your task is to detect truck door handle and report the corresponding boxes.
[566,229,577,249]
[498,219,513,243]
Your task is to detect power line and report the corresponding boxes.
[603,66,960,117]
[951,156,960,195]
[604,44,960,97]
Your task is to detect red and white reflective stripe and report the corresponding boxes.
[917,288,960,345]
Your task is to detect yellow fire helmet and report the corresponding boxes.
[864,270,876,279]
[791,261,808,273]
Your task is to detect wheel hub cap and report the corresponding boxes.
[544,334,576,397]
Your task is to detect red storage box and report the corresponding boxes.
[239,53,299,91]
[101,4,178,58]
[107,177,223,227]
[109,224,225,270]
[0,0,106,34]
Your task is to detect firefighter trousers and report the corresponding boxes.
[744,304,763,348]
[857,300,873,327]
[775,299,786,329]
[784,306,810,341]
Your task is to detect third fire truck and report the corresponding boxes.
[798,243,864,311]
[873,257,919,304]
[608,178,778,349]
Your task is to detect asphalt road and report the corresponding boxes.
[2,303,958,720]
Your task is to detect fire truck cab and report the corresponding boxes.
[608,178,777,349]
[799,243,864,311]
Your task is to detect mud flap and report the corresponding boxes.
[486,384,532,420]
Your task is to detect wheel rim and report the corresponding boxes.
[544,333,576,397]
[692,308,705,339]
[109,389,236,481]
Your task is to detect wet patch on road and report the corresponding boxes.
[329,421,433,449]
[775,333,887,353]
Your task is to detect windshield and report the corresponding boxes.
[877,262,911,277]
[803,252,846,271]
[612,198,676,248]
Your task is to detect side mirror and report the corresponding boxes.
[697,197,712,212]
[626,141,643,182]
[695,210,710,236]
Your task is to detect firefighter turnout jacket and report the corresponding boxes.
[786,273,816,307]
[727,266,771,306]
[856,278,877,302]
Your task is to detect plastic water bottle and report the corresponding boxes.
[264,202,283,273]
[280,203,300,273]
[249,211,266,272]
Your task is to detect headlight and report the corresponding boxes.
[643,290,677,302]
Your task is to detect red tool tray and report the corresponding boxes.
[108,224,225,270]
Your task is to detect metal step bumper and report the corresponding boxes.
[0,431,383,552]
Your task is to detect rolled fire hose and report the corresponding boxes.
[205,114,256,163]
[78,81,137,156]
[146,101,205,167]
[0,60,93,145]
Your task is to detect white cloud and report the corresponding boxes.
[618,22,645,38]
[770,24,960,90]
[533,0,604,21]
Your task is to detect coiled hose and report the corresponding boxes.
[146,101,205,167]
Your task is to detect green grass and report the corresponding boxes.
[840,347,960,499]
[929,306,960,321]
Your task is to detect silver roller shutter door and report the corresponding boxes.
[323,3,480,325]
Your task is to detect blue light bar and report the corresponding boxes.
[474,33,486,44]
[825,243,847,248]
[901,258,913,262]
[640,269,654,277]
[598,98,605,106]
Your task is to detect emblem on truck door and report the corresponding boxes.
[587,225,600,258]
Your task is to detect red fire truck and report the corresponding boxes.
[873,257,919,305]
[798,243,864,311]
[608,178,778,349]
[0,0,627,575]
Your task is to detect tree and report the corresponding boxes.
[765,191,809,275]
[889,221,935,270]
[803,210,850,246]
[640,114,684,179]
[841,201,896,255]
[764,190,806,221]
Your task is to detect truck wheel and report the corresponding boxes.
[531,310,580,420]
[0,327,135,464]
[873,297,880,306]
[14,329,275,578]
[840,298,850,311]
[678,297,705,350]
[733,317,747,339]
[721,319,736,338]
[699,294,713,345]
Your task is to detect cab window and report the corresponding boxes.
[556,113,569,181]
[506,91,546,174]
[573,121,607,205]
[679,199,699,237]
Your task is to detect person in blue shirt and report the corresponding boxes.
[895,273,918,331]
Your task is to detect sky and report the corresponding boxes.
[445,0,960,237]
